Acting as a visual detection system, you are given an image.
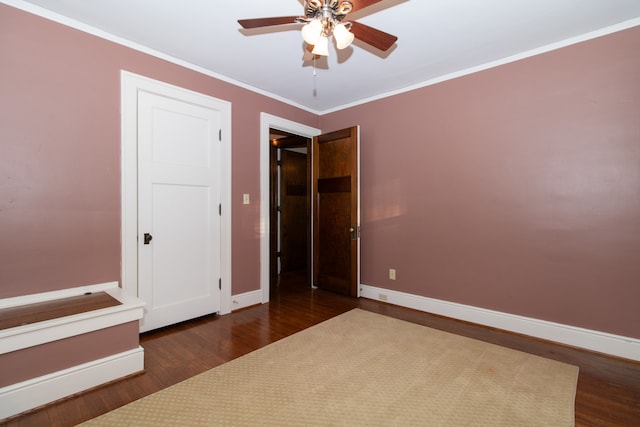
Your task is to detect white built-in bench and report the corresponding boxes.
[0,282,144,420]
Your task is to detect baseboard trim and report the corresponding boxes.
[0,346,144,420]
[231,290,263,311]
[360,284,640,362]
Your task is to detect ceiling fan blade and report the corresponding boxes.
[349,0,385,13]
[349,21,397,51]
[238,16,300,29]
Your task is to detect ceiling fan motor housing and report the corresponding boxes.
[305,0,352,22]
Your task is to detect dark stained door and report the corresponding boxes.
[313,126,359,296]
[280,149,308,272]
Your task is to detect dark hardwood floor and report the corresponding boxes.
[3,272,639,426]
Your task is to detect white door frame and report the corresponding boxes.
[259,113,320,303]
[121,70,232,315]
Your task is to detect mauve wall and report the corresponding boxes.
[0,4,317,299]
[321,26,640,339]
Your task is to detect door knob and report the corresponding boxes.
[144,233,153,245]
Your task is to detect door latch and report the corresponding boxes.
[350,225,357,241]
[144,233,153,245]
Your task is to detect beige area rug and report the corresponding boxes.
[83,309,578,426]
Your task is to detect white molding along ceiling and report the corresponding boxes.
[7,0,640,113]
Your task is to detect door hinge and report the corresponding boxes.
[218,129,222,141]
[219,278,222,290]
[219,203,222,216]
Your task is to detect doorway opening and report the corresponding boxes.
[121,71,232,328]
[259,114,319,304]
[269,129,312,297]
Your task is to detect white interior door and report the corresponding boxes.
[137,90,221,332]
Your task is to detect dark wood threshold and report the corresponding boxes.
[0,292,121,331]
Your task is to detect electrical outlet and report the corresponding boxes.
[389,268,396,280]
[378,293,388,301]
[243,193,250,205]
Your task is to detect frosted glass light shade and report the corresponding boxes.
[333,23,354,49]
[311,35,329,56]
[301,19,323,45]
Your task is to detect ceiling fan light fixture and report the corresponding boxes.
[239,0,398,59]
[301,19,323,45]
[333,22,354,49]
[311,34,330,56]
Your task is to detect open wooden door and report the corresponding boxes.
[313,126,360,296]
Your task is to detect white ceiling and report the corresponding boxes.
[10,0,640,113]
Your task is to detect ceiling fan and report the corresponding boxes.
[238,0,398,57]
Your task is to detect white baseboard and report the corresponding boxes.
[360,284,640,362]
[0,346,144,420]
[231,290,263,311]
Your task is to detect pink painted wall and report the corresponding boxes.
[0,4,318,299]
[321,26,640,339]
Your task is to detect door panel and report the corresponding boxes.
[138,91,221,332]
[313,126,360,296]
[151,184,211,305]
[280,149,308,272]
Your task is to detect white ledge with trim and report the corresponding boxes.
[0,282,145,419]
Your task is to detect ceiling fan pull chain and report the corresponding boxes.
[313,56,318,96]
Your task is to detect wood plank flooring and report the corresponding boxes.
[0,292,121,331]
[2,273,639,426]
